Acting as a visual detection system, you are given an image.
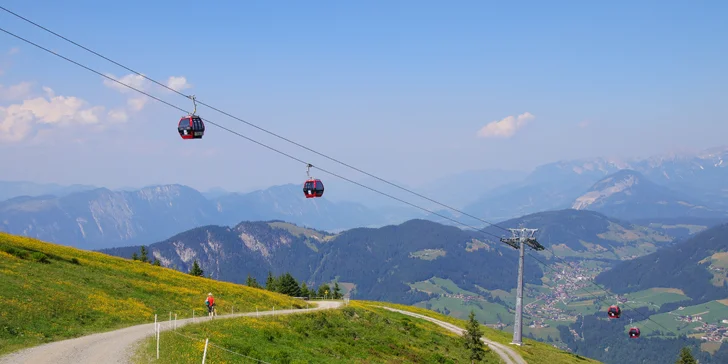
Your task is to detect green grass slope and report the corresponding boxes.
[135,301,503,363]
[361,301,602,364]
[0,232,305,355]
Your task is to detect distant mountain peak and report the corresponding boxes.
[570,169,728,220]
[571,170,645,210]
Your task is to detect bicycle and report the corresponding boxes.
[207,304,217,318]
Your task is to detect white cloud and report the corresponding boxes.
[166,76,191,92]
[476,112,535,138]
[0,82,33,101]
[7,47,19,56]
[0,86,108,142]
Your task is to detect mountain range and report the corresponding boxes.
[100,209,683,304]
[0,184,422,249]
[462,146,728,222]
[3,145,727,250]
[0,180,96,201]
[571,169,728,220]
[101,218,543,304]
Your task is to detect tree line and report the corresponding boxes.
[245,271,343,299]
[130,245,161,266]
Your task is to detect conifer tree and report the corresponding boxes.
[131,252,139,261]
[265,271,277,291]
[139,246,148,262]
[462,310,486,363]
[153,259,161,266]
[246,274,261,288]
[333,281,342,299]
[279,273,302,297]
[189,260,204,276]
[675,347,697,364]
[301,282,310,298]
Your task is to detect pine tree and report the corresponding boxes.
[246,274,261,288]
[462,310,486,363]
[276,273,301,297]
[301,282,310,298]
[265,271,277,291]
[131,252,139,261]
[139,246,148,263]
[675,347,697,364]
[333,281,342,299]
[153,259,161,266]
[189,260,204,276]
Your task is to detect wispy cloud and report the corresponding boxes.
[102,73,147,93]
[0,47,21,76]
[103,73,193,111]
[578,120,591,128]
[107,109,129,123]
[476,112,535,138]
[0,81,33,101]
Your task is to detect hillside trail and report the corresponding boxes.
[380,306,527,364]
[0,300,342,364]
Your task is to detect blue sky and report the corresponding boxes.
[0,0,726,192]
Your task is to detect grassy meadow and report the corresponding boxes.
[0,232,305,355]
[361,301,602,364]
[134,301,502,363]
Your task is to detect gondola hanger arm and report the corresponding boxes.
[189,95,197,115]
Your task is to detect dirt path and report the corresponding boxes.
[0,300,342,364]
[380,307,527,364]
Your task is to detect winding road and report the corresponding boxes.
[380,307,527,364]
[0,301,342,364]
[0,301,525,364]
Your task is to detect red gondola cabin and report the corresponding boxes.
[607,305,621,319]
[628,327,640,338]
[303,178,324,198]
[178,115,205,139]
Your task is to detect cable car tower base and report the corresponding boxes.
[500,228,544,346]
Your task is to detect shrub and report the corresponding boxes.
[30,252,50,264]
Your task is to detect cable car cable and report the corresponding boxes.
[0,25,679,339]
[0,26,508,245]
[0,4,514,235]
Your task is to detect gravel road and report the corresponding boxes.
[0,300,342,364]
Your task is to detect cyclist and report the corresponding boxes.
[205,293,215,316]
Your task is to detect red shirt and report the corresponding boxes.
[207,296,214,305]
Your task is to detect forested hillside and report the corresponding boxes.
[556,311,728,363]
[595,222,728,304]
[102,219,542,304]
